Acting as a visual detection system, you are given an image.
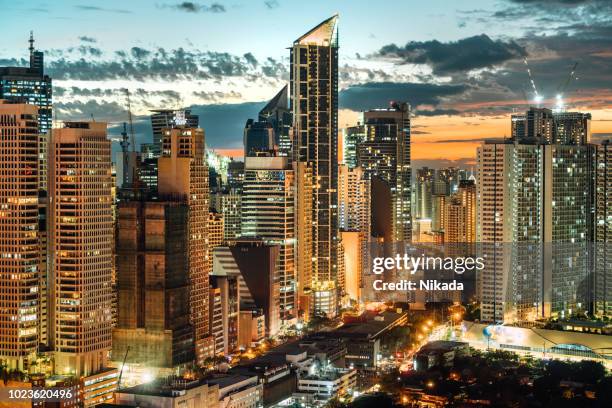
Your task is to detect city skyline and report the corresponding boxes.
[1,0,611,168]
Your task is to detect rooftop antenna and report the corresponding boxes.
[29,31,34,56]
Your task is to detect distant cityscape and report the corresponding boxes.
[0,14,610,408]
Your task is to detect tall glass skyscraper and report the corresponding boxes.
[290,15,339,317]
[0,34,52,189]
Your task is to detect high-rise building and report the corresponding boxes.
[0,101,41,371]
[338,165,371,303]
[511,113,526,140]
[48,121,114,376]
[342,124,366,169]
[113,200,194,368]
[209,274,239,354]
[0,34,52,190]
[295,162,313,320]
[594,141,611,317]
[458,179,476,244]
[208,210,224,274]
[212,191,242,240]
[227,161,245,193]
[258,85,292,156]
[150,109,199,156]
[414,167,435,220]
[213,240,280,337]
[243,120,275,157]
[291,15,339,317]
[158,126,211,364]
[359,102,412,243]
[477,138,593,323]
[525,107,554,143]
[242,155,296,322]
[553,111,591,145]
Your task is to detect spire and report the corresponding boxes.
[294,14,338,46]
[29,31,35,56]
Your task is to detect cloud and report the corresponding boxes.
[78,36,97,43]
[264,0,279,9]
[55,100,127,122]
[75,5,131,14]
[339,82,468,111]
[415,108,461,117]
[45,46,287,81]
[378,34,525,74]
[432,137,505,144]
[165,2,226,13]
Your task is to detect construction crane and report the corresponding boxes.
[117,346,130,390]
[523,57,542,106]
[555,62,579,111]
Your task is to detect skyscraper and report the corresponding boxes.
[242,155,296,322]
[212,191,242,240]
[158,126,211,365]
[553,111,591,145]
[594,141,611,317]
[358,102,412,243]
[291,15,339,317]
[48,121,114,376]
[342,124,366,169]
[150,109,199,156]
[0,34,52,190]
[0,101,41,371]
[258,85,292,156]
[477,137,594,323]
[113,200,194,369]
[243,120,275,157]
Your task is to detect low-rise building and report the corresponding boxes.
[413,341,470,371]
[208,374,263,408]
[114,377,219,408]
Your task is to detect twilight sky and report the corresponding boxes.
[1,0,611,167]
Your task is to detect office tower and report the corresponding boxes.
[242,155,296,322]
[213,240,280,336]
[511,113,526,140]
[0,34,52,189]
[158,126,211,364]
[444,196,467,243]
[209,274,239,354]
[342,124,366,169]
[227,161,245,193]
[477,139,593,323]
[437,167,460,194]
[414,167,435,220]
[209,286,224,356]
[338,165,370,234]
[553,111,591,145]
[594,141,611,317]
[358,102,412,244]
[140,157,158,194]
[48,122,113,376]
[338,165,371,302]
[243,120,275,157]
[291,15,339,317]
[431,194,447,234]
[295,162,313,320]
[0,101,41,370]
[208,210,224,269]
[458,179,476,244]
[150,109,198,156]
[212,191,242,240]
[258,85,293,156]
[113,200,194,368]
